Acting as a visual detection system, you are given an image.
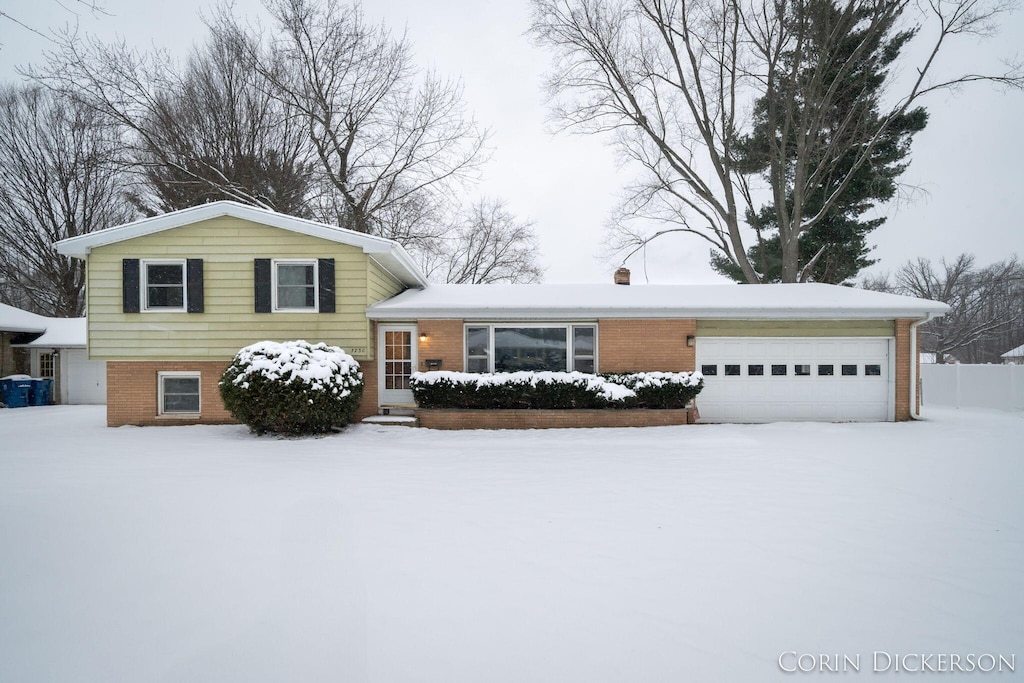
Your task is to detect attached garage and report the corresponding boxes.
[695,337,893,422]
[368,280,949,423]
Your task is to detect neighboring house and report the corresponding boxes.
[55,201,949,426]
[1001,343,1024,364]
[0,303,106,404]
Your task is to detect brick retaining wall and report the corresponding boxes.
[417,408,694,430]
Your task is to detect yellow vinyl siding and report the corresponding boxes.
[367,257,405,304]
[86,217,396,360]
[696,319,895,337]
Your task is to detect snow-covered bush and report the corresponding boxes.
[603,372,705,409]
[410,370,702,409]
[220,340,363,435]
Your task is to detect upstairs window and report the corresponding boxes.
[254,258,335,314]
[144,261,186,311]
[273,260,317,311]
[122,259,203,314]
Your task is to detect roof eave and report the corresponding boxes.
[53,201,428,287]
[366,306,950,321]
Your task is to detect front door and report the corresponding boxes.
[378,325,418,406]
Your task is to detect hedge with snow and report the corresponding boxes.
[410,371,703,410]
[219,340,363,435]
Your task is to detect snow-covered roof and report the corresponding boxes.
[53,201,428,288]
[0,303,49,333]
[1001,343,1024,359]
[14,317,87,348]
[366,283,950,321]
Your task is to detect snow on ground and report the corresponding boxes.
[1,406,1022,682]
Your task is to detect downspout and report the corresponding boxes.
[909,314,934,421]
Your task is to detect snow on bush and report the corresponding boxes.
[410,370,703,410]
[604,371,705,409]
[219,340,363,435]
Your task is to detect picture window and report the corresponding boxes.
[465,324,597,373]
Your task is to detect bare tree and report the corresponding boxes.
[129,32,315,216]
[0,1,108,45]
[29,27,312,213]
[531,0,1023,283]
[213,0,488,237]
[421,198,545,284]
[0,85,135,316]
[865,254,1024,363]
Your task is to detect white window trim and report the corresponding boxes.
[271,258,318,313]
[158,371,201,416]
[463,322,598,373]
[142,259,187,313]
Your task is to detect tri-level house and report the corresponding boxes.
[56,201,948,426]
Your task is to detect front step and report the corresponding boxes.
[361,415,418,427]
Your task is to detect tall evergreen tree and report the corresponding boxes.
[712,0,927,283]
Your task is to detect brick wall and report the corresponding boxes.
[106,360,235,427]
[354,358,378,421]
[108,358,382,426]
[416,319,465,373]
[598,319,696,373]
[894,318,915,421]
[0,333,30,377]
[418,408,694,430]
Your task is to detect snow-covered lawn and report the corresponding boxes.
[1,406,1022,682]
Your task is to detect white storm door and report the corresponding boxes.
[378,325,418,406]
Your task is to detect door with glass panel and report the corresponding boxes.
[378,325,418,406]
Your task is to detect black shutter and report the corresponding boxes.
[122,259,140,313]
[186,259,204,313]
[318,258,335,313]
[254,259,272,313]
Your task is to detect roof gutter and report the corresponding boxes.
[909,313,935,420]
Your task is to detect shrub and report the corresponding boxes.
[603,372,705,409]
[219,340,363,435]
[410,370,703,410]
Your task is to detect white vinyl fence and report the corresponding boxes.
[921,364,1024,410]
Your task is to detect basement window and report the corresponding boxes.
[158,372,200,415]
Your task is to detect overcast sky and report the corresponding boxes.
[1,0,1022,284]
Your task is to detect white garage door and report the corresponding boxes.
[695,337,893,422]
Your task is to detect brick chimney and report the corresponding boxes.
[614,267,631,285]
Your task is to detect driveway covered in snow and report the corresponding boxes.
[1,407,1022,681]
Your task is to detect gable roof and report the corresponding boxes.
[13,317,87,348]
[0,303,87,347]
[1002,343,1024,359]
[366,283,949,320]
[0,302,49,334]
[53,201,428,287]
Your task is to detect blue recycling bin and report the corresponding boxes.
[0,377,33,408]
[29,378,54,406]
